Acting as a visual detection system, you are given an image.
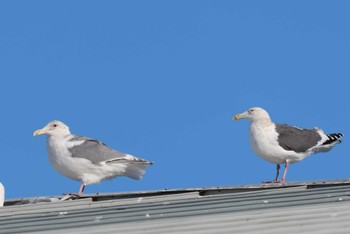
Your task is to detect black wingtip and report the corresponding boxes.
[323,133,344,145]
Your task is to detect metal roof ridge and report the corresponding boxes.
[3,178,350,207]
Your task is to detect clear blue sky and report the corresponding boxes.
[0,1,349,199]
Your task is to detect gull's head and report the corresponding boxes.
[233,107,271,122]
[33,120,71,137]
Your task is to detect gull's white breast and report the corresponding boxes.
[46,136,91,181]
[249,122,305,164]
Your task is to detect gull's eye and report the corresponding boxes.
[53,124,58,128]
[248,109,255,113]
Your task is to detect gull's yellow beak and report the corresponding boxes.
[232,113,246,120]
[33,128,46,136]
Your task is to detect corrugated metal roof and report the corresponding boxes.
[1,179,350,233]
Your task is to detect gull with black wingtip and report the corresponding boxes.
[233,107,343,183]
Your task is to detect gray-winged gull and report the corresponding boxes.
[34,120,153,194]
[233,107,343,183]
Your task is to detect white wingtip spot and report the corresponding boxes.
[125,154,138,161]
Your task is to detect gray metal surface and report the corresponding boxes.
[1,179,350,234]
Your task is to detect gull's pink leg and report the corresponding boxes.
[280,162,289,183]
[61,183,85,201]
[78,183,85,194]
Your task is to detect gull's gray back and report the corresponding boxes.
[275,124,321,153]
[68,135,126,164]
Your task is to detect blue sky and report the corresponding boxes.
[0,1,349,199]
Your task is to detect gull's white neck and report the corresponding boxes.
[46,131,71,141]
[250,117,272,127]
